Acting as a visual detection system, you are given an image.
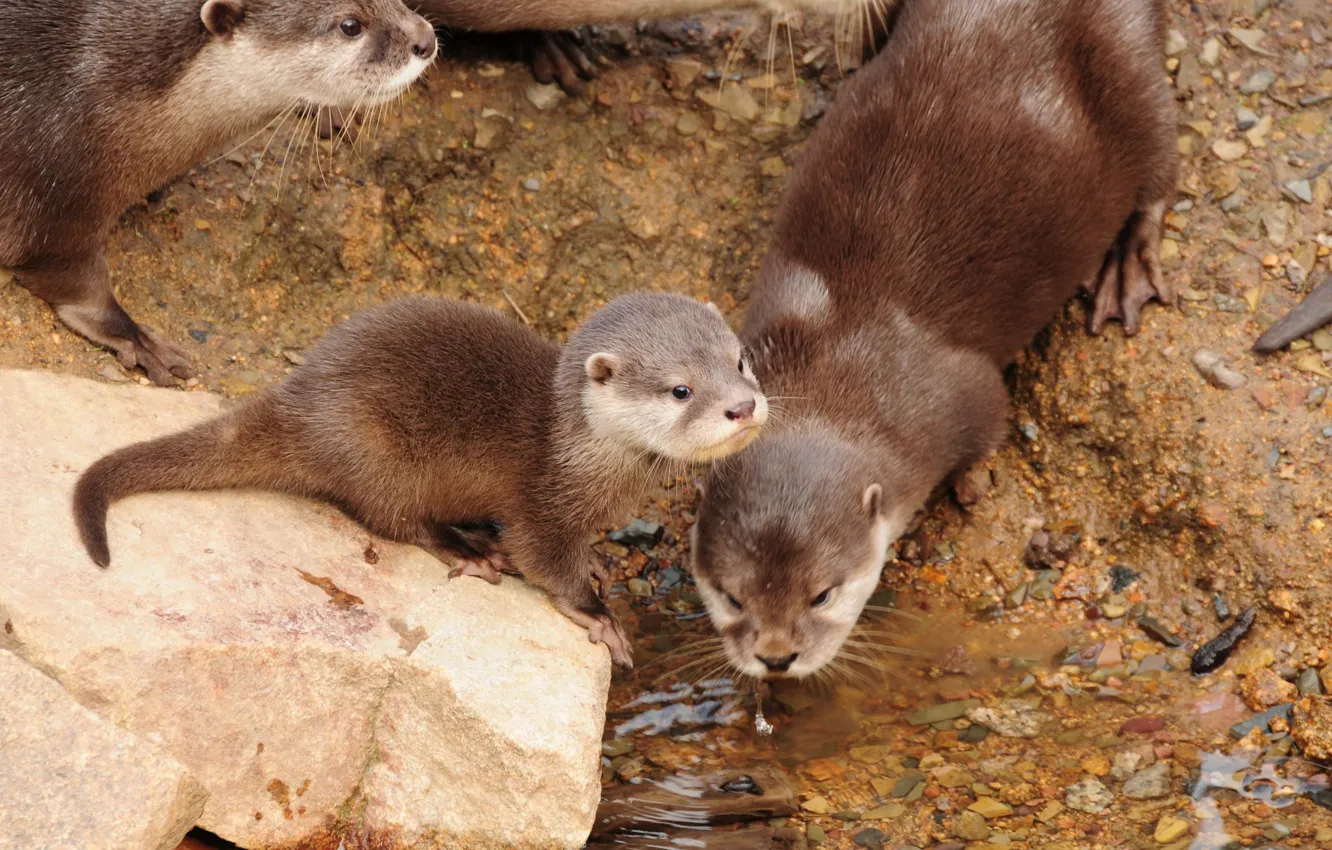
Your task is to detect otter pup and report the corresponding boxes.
[0,0,437,386]
[73,293,767,668]
[690,0,1177,679]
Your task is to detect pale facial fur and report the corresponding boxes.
[581,348,768,462]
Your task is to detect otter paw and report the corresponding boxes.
[585,610,634,670]
[448,559,504,585]
[1084,202,1171,337]
[951,465,993,508]
[526,29,607,95]
[589,555,614,600]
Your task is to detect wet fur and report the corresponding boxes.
[73,294,764,669]
[692,0,1177,679]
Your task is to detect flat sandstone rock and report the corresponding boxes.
[0,369,612,849]
[0,649,208,850]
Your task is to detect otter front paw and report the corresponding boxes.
[1083,202,1171,337]
[556,597,633,670]
[524,29,609,96]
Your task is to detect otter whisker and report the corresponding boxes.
[247,99,303,199]
[653,649,730,684]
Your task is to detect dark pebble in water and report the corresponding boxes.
[1109,565,1140,592]
[1137,615,1184,647]
[188,329,210,343]
[1313,789,1332,812]
[1191,606,1257,674]
[1085,605,1103,621]
[1298,668,1324,695]
[1213,593,1231,621]
[854,828,886,847]
[1230,703,1293,739]
[1119,716,1165,735]
[607,519,664,549]
[959,724,990,743]
[720,775,763,795]
[656,564,686,591]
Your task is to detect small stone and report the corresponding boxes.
[802,796,832,814]
[1299,668,1325,695]
[966,700,1043,738]
[760,156,787,178]
[1101,603,1128,619]
[1283,179,1314,204]
[601,739,635,757]
[934,765,973,789]
[969,797,1012,819]
[1119,716,1165,735]
[1287,260,1308,287]
[1240,668,1298,710]
[1239,68,1277,94]
[666,57,703,89]
[473,118,505,150]
[525,83,567,110]
[1164,29,1187,56]
[1313,330,1332,352]
[626,578,652,597]
[1199,38,1222,66]
[1122,762,1172,799]
[607,519,663,549]
[1155,815,1190,844]
[1110,751,1143,782]
[1211,138,1249,161]
[889,777,923,798]
[952,811,991,841]
[906,699,980,726]
[1036,801,1064,823]
[1261,207,1289,245]
[97,363,130,383]
[522,178,541,192]
[1318,826,1332,843]
[806,824,826,844]
[1220,191,1246,212]
[854,828,885,847]
[282,349,306,366]
[193,218,211,231]
[1081,754,1111,776]
[698,85,760,122]
[862,804,905,820]
[1235,107,1259,130]
[1137,615,1183,647]
[675,111,703,137]
[1064,777,1114,814]
[1229,703,1294,739]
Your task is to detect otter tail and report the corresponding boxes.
[73,395,303,567]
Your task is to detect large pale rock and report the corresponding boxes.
[0,649,208,850]
[0,369,612,849]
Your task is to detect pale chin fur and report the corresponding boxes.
[761,0,853,15]
[697,507,901,681]
[368,54,435,103]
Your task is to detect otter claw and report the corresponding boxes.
[1085,203,1171,337]
[448,559,504,585]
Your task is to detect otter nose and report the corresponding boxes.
[726,399,757,421]
[412,26,437,60]
[757,652,798,673]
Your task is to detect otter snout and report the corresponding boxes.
[409,20,437,61]
[757,651,799,674]
[726,399,757,421]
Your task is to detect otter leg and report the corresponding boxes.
[435,522,514,585]
[525,29,607,95]
[1084,202,1171,337]
[506,523,633,669]
[16,249,191,385]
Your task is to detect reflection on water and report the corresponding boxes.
[1188,752,1326,850]
[614,679,748,738]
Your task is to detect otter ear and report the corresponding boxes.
[862,483,882,520]
[705,301,722,315]
[585,352,618,384]
[202,0,244,37]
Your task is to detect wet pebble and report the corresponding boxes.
[806,824,825,844]
[522,178,541,192]
[1137,614,1184,647]
[853,828,884,848]
[1229,703,1294,738]
[608,519,664,549]
[861,804,904,820]
[1119,716,1165,735]
[1235,106,1259,130]
[1213,593,1231,621]
[626,578,652,597]
[1155,815,1190,843]
[1287,259,1307,287]
[675,112,702,137]
[97,363,129,383]
[966,700,1043,738]
[1064,777,1114,814]
[1109,565,1140,592]
[906,699,979,726]
[1110,751,1143,781]
[1122,762,1172,799]
[1220,190,1246,212]
[525,83,567,110]
[720,775,762,795]
[1192,349,1247,389]
[601,738,635,757]
[1191,606,1256,674]
[951,811,991,841]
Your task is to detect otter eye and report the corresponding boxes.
[672,386,692,401]
[726,593,743,611]
[340,18,363,37]
[811,588,832,607]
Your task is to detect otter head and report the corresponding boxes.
[197,0,437,109]
[690,430,913,679]
[562,293,768,463]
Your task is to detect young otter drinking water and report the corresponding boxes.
[690,0,1177,680]
[73,293,767,668]
[0,0,437,386]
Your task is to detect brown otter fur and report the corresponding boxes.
[690,0,1177,679]
[73,293,767,668]
[0,0,436,385]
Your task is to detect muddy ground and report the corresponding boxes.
[6,1,1332,848]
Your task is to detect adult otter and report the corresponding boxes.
[690,0,1176,679]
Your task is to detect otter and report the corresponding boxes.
[689,0,1177,679]
[414,0,886,94]
[0,0,437,386]
[73,293,768,668]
